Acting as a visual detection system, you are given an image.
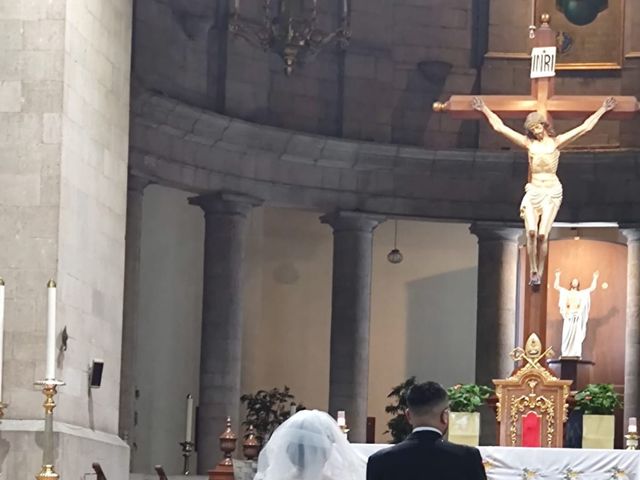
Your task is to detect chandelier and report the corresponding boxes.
[229,0,351,75]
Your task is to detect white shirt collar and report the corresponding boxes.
[412,426,443,435]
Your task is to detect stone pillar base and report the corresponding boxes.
[0,420,129,479]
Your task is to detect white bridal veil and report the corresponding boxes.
[254,410,367,480]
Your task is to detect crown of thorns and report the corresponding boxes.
[524,112,547,131]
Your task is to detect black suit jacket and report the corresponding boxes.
[366,430,487,480]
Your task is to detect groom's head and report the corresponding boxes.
[406,381,449,434]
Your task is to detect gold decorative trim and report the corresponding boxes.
[534,0,625,70]
[487,1,625,70]
[626,52,640,59]
[556,63,622,71]
[509,383,556,447]
[508,333,556,382]
[494,334,571,447]
[484,52,622,70]
[484,52,530,60]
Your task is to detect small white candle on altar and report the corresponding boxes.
[46,280,56,381]
[629,417,637,433]
[234,0,239,13]
[185,394,194,442]
[342,0,348,17]
[0,277,5,399]
[337,410,346,427]
[290,404,297,416]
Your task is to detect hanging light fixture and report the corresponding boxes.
[387,220,403,264]
[229,0,351,76]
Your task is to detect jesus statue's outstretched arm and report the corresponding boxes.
[555,97,616,149]
[588,271,600,292]
[471,97,528,149]
[554,270,562,291]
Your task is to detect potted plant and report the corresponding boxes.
[240,386,305,443]
[446,384,493,446]
[574,383,622,449]
[384,377,417,443]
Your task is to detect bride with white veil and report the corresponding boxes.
[255,410,367,480]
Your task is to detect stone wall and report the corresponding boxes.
[132,0,477,148]
[0,0,63,419]
[55,0,132,434]
[132,0,640,150]
[130,91,640,224]
[0,0,132,476]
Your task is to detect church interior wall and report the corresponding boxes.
[546,239,627,387]
[131,0,478,149]
[0,0,133,477]
[369,219,478,442]
[54,0,133,433]
[134,185,478,473]
[135,185,205,474]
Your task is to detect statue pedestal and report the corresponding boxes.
[547,358,595,391]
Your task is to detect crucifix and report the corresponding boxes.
[433,14,639,345]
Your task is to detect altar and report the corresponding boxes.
[353,444,640,479]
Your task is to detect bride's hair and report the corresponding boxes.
[255,410,366,480]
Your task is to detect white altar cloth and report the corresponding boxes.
[353,444,640,479]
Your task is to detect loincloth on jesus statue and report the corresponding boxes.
[519,179,563,219]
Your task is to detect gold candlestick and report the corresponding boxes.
[625,431,639,450]
[34,379,65,480]
[0,401,7,419]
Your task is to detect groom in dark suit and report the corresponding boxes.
[367,381,487,480]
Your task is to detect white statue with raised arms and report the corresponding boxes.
[554,270,599,358]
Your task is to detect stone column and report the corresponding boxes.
[118,174,150,462]
[622,227,640,427]
[470,222,520,445]
[321,211,385,443]
[189,192,262,473]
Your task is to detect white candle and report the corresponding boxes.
[337,410,346,427]
[185,394,194,442]
[46,280,56,381]
[630,417,637,433]
[0,278,5,399]
[290,404,297,416]
[530,0,535,25]
[234,0,239,13]
[343,0,348,17]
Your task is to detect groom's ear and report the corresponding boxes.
[440,407,449,425]
[405,409,413,425]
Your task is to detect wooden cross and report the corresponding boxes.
[433,14,639,122]
[433,14,640,349]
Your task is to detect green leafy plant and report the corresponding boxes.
[384,376,417,444]
[447,384,493,413]
[574,384,622,415]
[240,386,305,441]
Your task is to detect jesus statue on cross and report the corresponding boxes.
[433,14,639,293]
[471,96,616,286]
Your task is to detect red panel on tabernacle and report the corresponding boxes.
[522,411,542,447]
